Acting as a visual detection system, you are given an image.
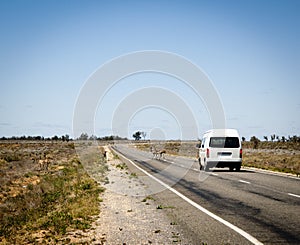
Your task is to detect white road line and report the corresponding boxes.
[211,173,219,176]
[113,148,263,245]
[239,180,251,184]
[243,167,300,180]
[288,193,300,198]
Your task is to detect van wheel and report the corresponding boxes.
[236,164,241,171]
[229,166,234,171]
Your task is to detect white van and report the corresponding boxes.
[199,129,242,171]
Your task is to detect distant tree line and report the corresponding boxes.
[241,134,300,143]
[77,133,127,141]
[0,133,128,141]
[1,133,299,144]
[241,134,300,149]
[262,134,300,143]
[0,134,71,141]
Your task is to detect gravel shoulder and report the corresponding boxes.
[69,146,189,244]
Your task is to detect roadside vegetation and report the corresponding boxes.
[0,141,107,244]
[241,135,300,176]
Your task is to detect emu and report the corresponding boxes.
[151,147,166,160]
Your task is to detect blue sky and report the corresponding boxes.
[0,0,299,140]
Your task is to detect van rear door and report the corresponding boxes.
[209,137,240,160]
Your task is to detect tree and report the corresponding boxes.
[250,136,260,149]
[281,136,286,143]
[78,133,88,140]
[89,135,97,141]
[141,131,147,140]
[61,134,70,141]
[52,135,59,141]
[289,135,300,143]
[263,136,268,141]
[241,137,246,142]
[270,134,276,142]
[132,131,142,141]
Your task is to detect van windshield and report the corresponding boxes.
[209,137,240,148]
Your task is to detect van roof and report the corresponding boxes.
[203,129,240,137]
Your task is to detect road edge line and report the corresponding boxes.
[111,146,263,245]
[288,193,300,198]
[242,166,299,180]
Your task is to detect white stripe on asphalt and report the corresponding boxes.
[113,148,263,245]
[243,167,300,180]
[288,193,300,198]
[239,180,251,184]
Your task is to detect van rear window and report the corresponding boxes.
[209,137,240,148]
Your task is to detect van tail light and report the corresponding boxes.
[240,149,242,158]
[206,148,210,158]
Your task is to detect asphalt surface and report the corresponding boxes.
[113,144,300,244]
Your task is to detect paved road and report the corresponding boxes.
[113,144,300,244]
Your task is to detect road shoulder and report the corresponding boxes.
[68,146,190,244]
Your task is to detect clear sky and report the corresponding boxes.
[0,0,299,140]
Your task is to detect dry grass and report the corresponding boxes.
[241,141,300,175]
[0,141,107,244]
[242,141,300,151]
[242,149,300,176]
